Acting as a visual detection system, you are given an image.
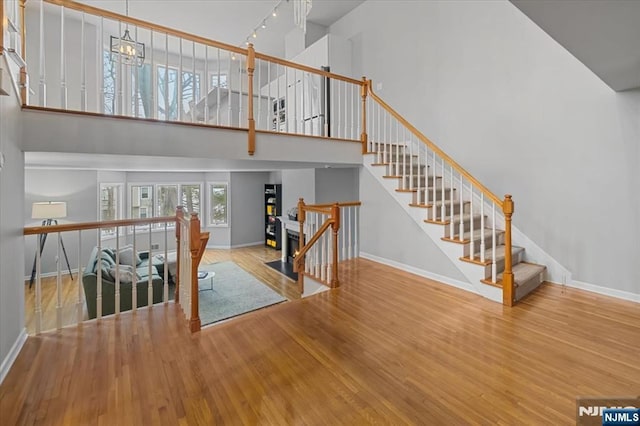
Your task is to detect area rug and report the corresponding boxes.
[198,261,286,326]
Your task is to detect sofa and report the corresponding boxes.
[82,246,171,319]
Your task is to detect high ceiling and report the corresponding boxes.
[76,0,365,57]
[511,0,640,92]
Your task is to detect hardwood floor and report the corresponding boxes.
[23,246,296,334]
[5,256,639,424]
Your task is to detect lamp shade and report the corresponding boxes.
[32,202,67,219]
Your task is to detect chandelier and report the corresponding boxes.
[110,0,145,66]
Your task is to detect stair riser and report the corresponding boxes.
[443,215,484,237]
[515,272,545,301]
[462,234,505,257]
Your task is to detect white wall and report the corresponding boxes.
[360,168,467,282]
[0,59,26,382]
[24,169,99,276]
[330,0,640,294]
[281,169,315,214]
[315,168,359,204]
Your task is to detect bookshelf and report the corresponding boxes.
[264,184,282,249]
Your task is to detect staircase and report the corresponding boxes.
[363,112,547,305]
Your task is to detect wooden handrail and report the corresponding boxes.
[44,0,248,55]
[303,206,332,215]
[24,216,176,235]
[367,82,502,207]
[308,201,362,208]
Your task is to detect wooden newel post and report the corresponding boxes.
[189,212,201,332]
[502,195,515,306]
[330,203,340,288]
[360,77,368,154]
[247,43,256,156]
[175,206,184,303]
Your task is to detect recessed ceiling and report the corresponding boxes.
[511,0,640,91]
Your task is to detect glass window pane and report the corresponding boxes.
[103,51,116,114]
[100,184,121,237]
[209,183,228,226]
[131,185,154,219]
[156,185,179,217]
[180,184,201,214]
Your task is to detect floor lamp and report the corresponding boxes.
[29,201,74,289]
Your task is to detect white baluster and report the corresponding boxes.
[77,230,83,324]
[354,206,359,257]
[492,205,497,282]
[96,229,102,319]
[459,174,464,240]
[337,79,341,138]
[257,59,262,129]
[217,48,221,124]
[163,223,168,303]
[115,227,121,315]
[348,206,353,259]
[301,71,306,135]
[277,64,281,132]
[148,225,153,307]
[449,165,454,238]
[479,193,485,263]
[164,34,169,120]
[327,227,333,284]
[192,41,196,123]
[132,227,137,311]
[178,38,183,121]
[440,158,445,221]
[396,122,401,180]
[431,151,437,220]
[35,234,42,334]
[150,30,155,119]
[238,55,243,126]
[38,0,46,106]
[407,129,412,192]
[227,52,232,125]
[56,232,62,329]
[60,6,67,109]
[344,81,348,139]
[80,13,86,111]
[134,27,139,118]
[469,184,475,259]
[117,21,123,115]
[98,17,103,113]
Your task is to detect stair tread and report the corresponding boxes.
[461,244,524,264]
[442,228,504,244]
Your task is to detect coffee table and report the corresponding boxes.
[198,271,215,291]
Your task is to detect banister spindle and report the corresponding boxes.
[178,38,183,121]
[56,232,62,329]
[132,226,137,311]
[431,152,436,220]
[440,158,445,221]
[150,30,155,119]
[115,227,121,314]
[96,229,102,319]
[449,165,454,238]
[217,48,221,124]
[60,6,67,109]
[77,230,83,324]
[492,205,497,282]
[35,234,42,334]
[191,41,196,122]
[147,225,153,307]
[80,13,86,111]
[469,184,475,259]
[38,0,46,106]
[164,34,169,119]
[163,222,169,303]
[458,174,464,240]
[480,193,486,263]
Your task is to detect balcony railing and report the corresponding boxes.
[23,207,209,335]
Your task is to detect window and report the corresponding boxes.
[210,73,227,89]
[99,183,123,236]
[208,182,228,226]
[156,185,179,218]
[180,184,201,214]
[157,66,200,120]
[130,185,154,219]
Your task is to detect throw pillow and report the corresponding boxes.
[108,265,140,284]
[118,245,142,266]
